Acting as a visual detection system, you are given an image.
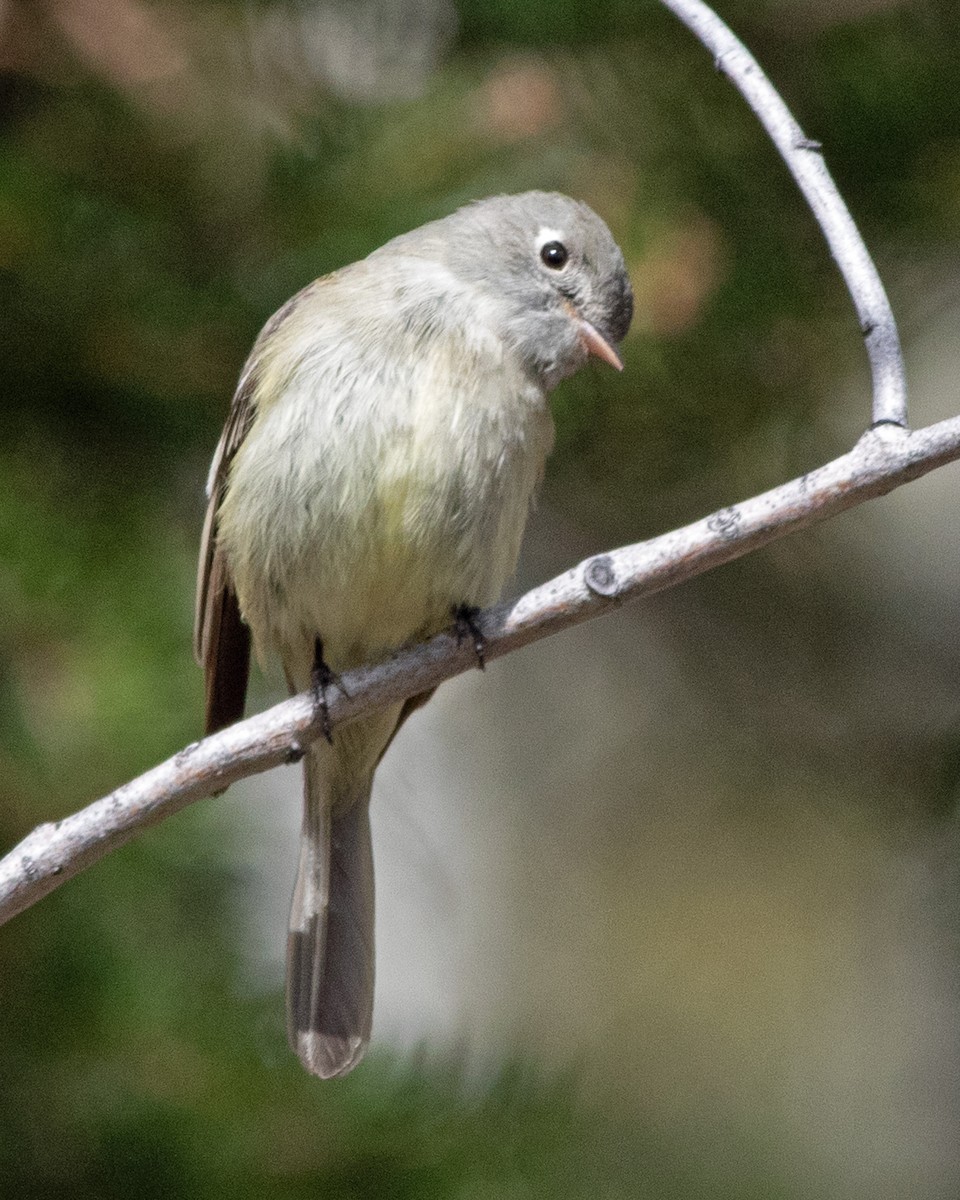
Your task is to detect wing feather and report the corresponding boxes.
[194,365,258,735]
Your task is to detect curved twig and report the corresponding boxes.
[659,0,908,428]
[2,418,960,925]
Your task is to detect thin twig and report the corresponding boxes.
[659,0,908,428]
[2,418,959,926]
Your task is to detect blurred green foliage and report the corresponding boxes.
[2,0,959,1195]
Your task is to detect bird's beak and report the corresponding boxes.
[576,318,624,372]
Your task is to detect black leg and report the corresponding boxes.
[452,605,486,670]
[311,637,348,744]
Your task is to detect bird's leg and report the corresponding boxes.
[452,604,486,670]
[311,637,348,744]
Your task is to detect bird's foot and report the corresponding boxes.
[452,604,486,670]
[311,638,348,744]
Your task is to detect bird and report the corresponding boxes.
[195,191,633,1078]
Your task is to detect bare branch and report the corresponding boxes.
[0,1,939,938]
[659,0,908,428]
[2,418,959,926]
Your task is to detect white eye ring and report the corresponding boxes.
[536,226,566,246]
[536,226,569,270]
[536,227,565,254]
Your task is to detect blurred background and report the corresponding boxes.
[2,0,960,1195]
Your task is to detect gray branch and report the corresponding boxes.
[659,0,908,428]
[3,418,960,926]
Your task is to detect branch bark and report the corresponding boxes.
[3,418,960,926]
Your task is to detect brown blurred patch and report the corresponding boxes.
[45,0,186,87]
[477,54,564,143]
[631,212,727,337]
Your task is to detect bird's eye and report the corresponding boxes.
[540,241,568,269]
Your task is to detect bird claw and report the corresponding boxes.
[311,638,347,743]
[452,605,486,670]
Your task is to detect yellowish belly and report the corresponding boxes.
[220,384,554,685]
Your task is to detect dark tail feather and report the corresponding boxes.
[286,756,375,1079]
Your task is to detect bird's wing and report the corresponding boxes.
[194,361,258,735]
[195,281,328,734]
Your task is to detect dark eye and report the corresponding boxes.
[540,241,568,269]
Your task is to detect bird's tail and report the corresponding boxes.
[286,744,375,1079]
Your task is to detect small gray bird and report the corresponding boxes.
[195,191,633,1078]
